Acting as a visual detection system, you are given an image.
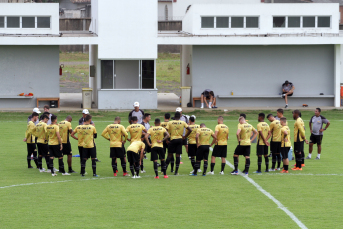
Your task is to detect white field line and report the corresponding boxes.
[225,160,308,229]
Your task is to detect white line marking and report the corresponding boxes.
[225,160,308,229]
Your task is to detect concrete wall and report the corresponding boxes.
[158,2,173,21]
[0,3,59,35]
[98,89,158,109]
[59,18,91,31]
[115,60,139,89]
[0,45,59,108]
[183,3,340,35]
[158,21,182,30]
[191,45,335,107]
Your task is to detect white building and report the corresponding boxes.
[0,0,342,109]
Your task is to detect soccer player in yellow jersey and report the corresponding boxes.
[101,116,130,177]
[161,113,174,172]
[126,116,147,142]
[145,118,170,179]
[280,117,291,173]
[267,114,282,171]
[254,113,271,174]
[190,124,216,176]
[187,116,200,173]
[59,115,76,173]
[46,115,69,176]
[127,141,145,178]
[165,112,192,175]
[231,116,257,176]
[35,114,50,172]
[292,110,309,171]
[23,112,39,169]
[71,123,85,173]
[208,116,229,175]
[81,115,98,177]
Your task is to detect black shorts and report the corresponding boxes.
[83,147,96,159]
[196,145,210,161]
[143,139,151,153]
[168,139,183,154]
[282,93,293,98]
[62,142,72,156]
[182,138,188,146]
[49,145,63,158]
[234,145,251,157]
[212,145,227,158]
[163,141,168,154]
[310,134,323,145]
[188,144,197,157]
[37,143,49,157]
[270,142,281,154]
[281,147,290,159]
[151,147,165,161]
[127,151,140,163]
[78,146,83,158]
[256,145,268,156]
[294,141,304,153]
[110,147,125,158]
[27,143,36,154]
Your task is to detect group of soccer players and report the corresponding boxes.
[24,105,329,178]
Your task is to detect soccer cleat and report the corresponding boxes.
[301,164,305,167]
[200,105,204,109]
[39,168,46,173]
[291,167,302,171]
[202,174,206,176]
[315,156,320,160]
[285,104,288,108]
[136,176,141,178]
[154,176,159,179]
[132,175,137,179]
[95,158,101,162]
[68,170,77,173]
[306,156,311,159]
[231,170,239,175]
[212,106,218,109]
[198,169,202,173]
[81,174,85,177]
[157,163,161,167]
[52,173,58,176]
[281,170,289,173]
[62,173,71,176]
[141,170,146,173]
[243,172,248,176]
[219,171,224,175]
[253,170,262,174]
[268,168,275,172]
[164,175,169,178]
[189,173,197,176]
[45,169,51,173]
[53,168,59,172]
[113,173,117,177]
[123,172,130,176]
[93,174,99,177]
[264,170,269,172]
[276,168,281,171]
[174,172,179,175]
[190,170,194,173]
[207,171,214,175]
[28,166,34,169]
[171,170,174,173]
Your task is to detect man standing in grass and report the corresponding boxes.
[127,141,145,178]
[46,115,69,176]
[59,115,76,174]
[208,116,229,175]
[280,117,291,173]
[254,113,270,174]
[35,114,50,172]
[101,116,130,177]
[187,116,200,174]
[267,114,282,171]
[128,102,144,124]
[190,123,216,176]
[307,108,330,160]
[81,115,98,177]
[231,116,257,176]
[292,110,309,171]
[23,112,39,169]
[71,122,85,174]
[145,118,170,179]
[161,113,173,172]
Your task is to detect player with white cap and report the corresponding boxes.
[128,102,144,124]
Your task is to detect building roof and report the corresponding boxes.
[69,0,91,3]
[158,0,172,2]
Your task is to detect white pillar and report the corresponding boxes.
[334,44,341,108]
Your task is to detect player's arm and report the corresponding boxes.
[236,129,242,142]
[139,147,145,164]
[251,129,258,142]
[210,130,219,147]
[56,131,63,151]
[184,126,192,139]
[71,130,78,140]
[211,133,217,146]
[144,133,152,147]
[122,128,128,143]
[160,131,170,143]
[309,121,313,133]
[258,130,269,146]
[297,121,308,144]
[290,85,295,93]
[283,130,288,142]
[321,119,330,132]
[196,132,200,147]
[101,128,110,141]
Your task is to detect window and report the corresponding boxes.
[0,17,4,28]
[7,17,20,28]
[101,60,114,89]
[246,17,259,28]
[288,17,300,28]
[141,60,154,89]
[22,17,35,28]
[231,17,244,28]
[318,16,330,28]
[37,17,50,28]
[216,17,229,28]
[273,17,285,28]
[303,16,315,28]
[201,17,214,28]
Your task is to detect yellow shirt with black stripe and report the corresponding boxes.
[126,124,146,142]
[147,126,167,148]
[196,127,214,146]
[73,125,84,147]
[58,120,72,144]
[36,121,48,144]
[238,123,256,146]
[166,120,188,140]
[257,122,270,146]
[188,124,200,144]
[294,117,306,142]
[46,124,60,146]
[25,121,36,144]
[215,124,229,146]
[82,124,97,148]
[102,124,128,148]
[269,120,282,142]
[127,141,145,154]
[281,126,291,147]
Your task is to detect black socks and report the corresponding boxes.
[258,156,262,171]
[129,164,135,176]
[234,157,238,171]
[58,158,65,174]
[245,158,250,173]
[264,156,269,171]
[112,158,117,173]
[276,154,281,168]
[92,159,96,175]
[221,163,225,172]
[38,157,43,170]
[175,156,180,174]
[154,162,158,176]
[193,162,200,175]
[121,158,127,173]
[161,160,166,175]
[271,154,276,169]
[203,161,208,174]
[210,163,215,172]
[191,158,195,170]
[49,158,54,174]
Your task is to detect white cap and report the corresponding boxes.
[33,107,41,114]
[133,102,139,107]
[176,107,182,112]
[82,109,90,114]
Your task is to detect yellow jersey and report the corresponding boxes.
[36,121,48,144]
[127,141,145,154]
[101,124,128,148]
[147,126,167,148]
[25,121,36,144]
[126,124,146,142]
[215,124,229,146]
[196,128,214,146]
[238,123,256,146]
[269,120,282,142]
[257,122,270,146]
[294,117,306,142]
[82,124,97,148]
[188,124,200,144]
[58,120,72,144]
[46,124,60,146]
[281,126,291,147]
[160,121,169,129]
[166,120,188,140]
[73,125,84,147]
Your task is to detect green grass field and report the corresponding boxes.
[1,110,343,228]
